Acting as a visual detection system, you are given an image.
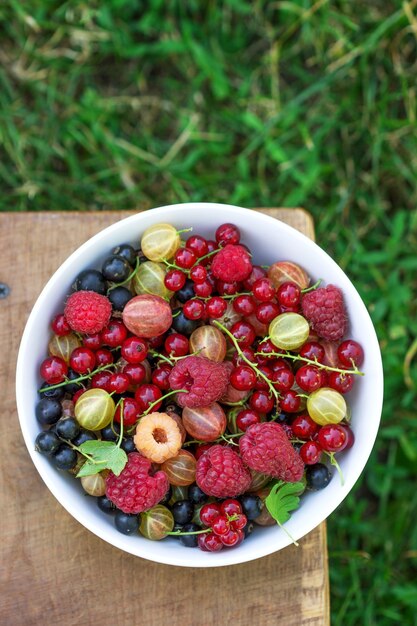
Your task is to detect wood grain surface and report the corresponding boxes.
[0,208,329,626]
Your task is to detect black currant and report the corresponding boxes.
[35,398,62,426]
[72,430,97,446]
[55,418,80,441]
[35,430,61,455]
[121,437,136,454]
[239,495,262,521]
[65,369,84,394]
[160,485,173,505]
[171,308,198,335]
[179,523,200,548]
[112,244,137,267]
[171,500,194,525]
[188,484,208,505]
[176,280,195,303]
[101,423,121,442]
[102,255,131,283]
[244,522,255,538]
[115,511,140,535]
[73,269,107,295]
[306,463,331,490]
[38,382,65,401]
[97,495,116,515]
[108,286,133,312]
[52,445,78,470]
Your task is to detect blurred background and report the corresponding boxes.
[1,1,417,622]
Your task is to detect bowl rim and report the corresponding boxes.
[16,202,384,567]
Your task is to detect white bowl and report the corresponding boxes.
[16,203,383,567]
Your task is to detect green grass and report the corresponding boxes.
[1,1,417,622]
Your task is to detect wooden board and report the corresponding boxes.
[0,209,329,626]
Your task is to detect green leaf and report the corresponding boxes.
[265,481,304,526]
[76,440,127,478]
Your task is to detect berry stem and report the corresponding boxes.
[195,248,218,263]
[167,528,212,536]
[176,227,193,235]
[142,388,188,416]
[183,432,243,447]
[301,278,322,293]
[149,349,203,366]
[326,451,345,486]
[254,350,364,377]
[107,256,140,292]
[213,320,280,402]
[39,363,116,392]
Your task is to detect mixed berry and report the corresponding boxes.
[34,221,364,551]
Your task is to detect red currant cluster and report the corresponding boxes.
[198,500,247,551]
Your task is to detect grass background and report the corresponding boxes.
[1,1,417,622]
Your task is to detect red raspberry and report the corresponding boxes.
[106,452,169,514]
[301,285,347,341]
[196,445,251,498]
[64,291,112,335]
[239,423,304,482]
[211,244,252,282]
[168,356,229,408]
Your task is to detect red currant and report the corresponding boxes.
[291,414,319,440]
[217,280,240,296]
[183,299,205,320]
[254,364,273,390]
[215,223,240,246]
[175,248,196,269]
[270,358,291,373]
[164,333,189,357]
[230,365,257,391]
[164,269,186,292]
[327,371,354,394]
[189,265,207,283]
[255,302,280,324]
[108,372,130,394]
[249,390,275,413]
[147,334,166,349]
[242,265,267,290]
[211,515,230,536]
[317,424,348,452]
[151,364,172,390]
[295,365,326,392]
[280,390,301,413]
[252,277,275,302]
[82,334,102,350]
[91,371,112,392]
[300,441,322,464]
[186,235,208,258]
[40,356,68,384]
[270,368,294,392]
[230,513,247,531]
[233,295,256,316]
[200,502,222,526]
[236,408,261,431]
[72,389,86,403]
[193,281,213,298]
[114,397,141,426]
[95,348,113,367]
[194,443,213,460]
[121,337,148,364]
[256,339,276,361]
[123,363,147,385]
[134,384,162,412]
[338,340,364,368]
[100,320,128,347]
[230,320,256,347]
[339,424,355,449]
[51,314,71,336]
[198,532,223,552]
[206,296,227,319]
[220,499,242,516]
[276,281,301,307]
[69,347,96,374]
[220,528,241,547]
[299,341,325,363]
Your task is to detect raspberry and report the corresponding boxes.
[301,285,347,341]
[211,244,252,282]
[196,445,251,498]
[106,452,169,514]
[168,356,229,408]
[133,412,183,463]
[239,423,304,482]
[64,291,112,335]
